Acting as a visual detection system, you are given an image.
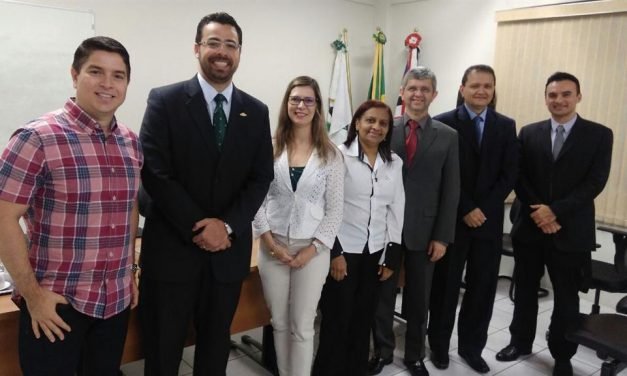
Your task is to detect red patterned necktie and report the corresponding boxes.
[405,119,419,166]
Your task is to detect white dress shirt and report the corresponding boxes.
[337,139,405,262]
[253,148,345,249]
[197,72,233,122]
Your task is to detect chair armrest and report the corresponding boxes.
[617,296,627,315]
[598,225,627,274]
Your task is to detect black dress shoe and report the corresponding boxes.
[430,350,449,370]
[458,351,490,374]
[495,344,531,362]
[403,359,429,376]
[367,356,392,375]
[553,360,573,376]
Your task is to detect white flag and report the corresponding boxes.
[327,37,352,145]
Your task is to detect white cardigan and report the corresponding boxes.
[253,148,344,250]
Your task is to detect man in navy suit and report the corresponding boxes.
[428,65,519,374]
[138,12,274,376]
[496,72,613,376]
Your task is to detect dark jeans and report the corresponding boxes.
[18,301,130,376]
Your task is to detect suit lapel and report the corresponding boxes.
[555,117,583,161]
[297,150,322,191]
[540,120,553,161]
[220,87,245,153]
[185,77,218,156]
[481,109,497,151]
[411,117,437,170]
[456,107,480,154]
[216,86,254,170]
[392,119,407,161]
[276,150,292,191]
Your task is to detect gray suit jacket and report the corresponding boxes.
[391,115,460,251]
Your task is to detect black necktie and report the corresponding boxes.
[213,94,227,149]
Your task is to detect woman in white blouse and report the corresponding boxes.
[253,76,344,376]
[312,100,405,376]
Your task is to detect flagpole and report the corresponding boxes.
[342,28,353,113]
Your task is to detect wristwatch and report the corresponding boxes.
[312,239,324,254]
[131,263,140,273]
[224,222,233,235]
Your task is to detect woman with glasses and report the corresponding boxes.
[312,100,405,376]
[253,76,344,376]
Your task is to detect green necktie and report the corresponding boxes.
[213,93,227,149]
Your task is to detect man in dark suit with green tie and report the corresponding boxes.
[496,72,613,376]
[138,12,274,376]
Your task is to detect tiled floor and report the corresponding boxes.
[120,279,625,375]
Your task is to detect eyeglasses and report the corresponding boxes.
[197,39,240,52]
[288,96,317,107]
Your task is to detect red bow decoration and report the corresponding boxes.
[404,32,422,49]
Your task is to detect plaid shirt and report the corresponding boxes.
[0,99,143,319]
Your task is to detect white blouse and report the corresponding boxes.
[252,147,345,250]
[337,140,405,261]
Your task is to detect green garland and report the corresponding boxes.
[372,30,386,45]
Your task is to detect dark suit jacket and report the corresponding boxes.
[511,116,613,252]
[139,76,274,283]
[391,115,460,251]
[434,106,519,240]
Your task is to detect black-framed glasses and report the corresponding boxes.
[197,39,240,52]
[288,96,317,107]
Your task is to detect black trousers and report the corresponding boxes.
[313,248,382,376]
[508,238,589,360]
[428,237,501,356]
[139,261,243,376]
[372,248,434,362]
[18,301,130,376]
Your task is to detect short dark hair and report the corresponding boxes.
[72,36,131,81]
[344,100,394,163]
[195,12,242,46]
[545,72,581,94]
[456,64,497,109]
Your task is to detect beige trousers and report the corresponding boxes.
[258,234,330,376]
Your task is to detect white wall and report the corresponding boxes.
[8,0,620,309]
[9,0,379,132]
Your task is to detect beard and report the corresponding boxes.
[199,55,239,85]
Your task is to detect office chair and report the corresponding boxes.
[567,296,627,376]
[566,226,627,376]
[588,226,627,314]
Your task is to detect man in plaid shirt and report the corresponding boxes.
[0,36,142,375]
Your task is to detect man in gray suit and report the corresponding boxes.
[369,67,460,376]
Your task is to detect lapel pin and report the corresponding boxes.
[240,112,247,117]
